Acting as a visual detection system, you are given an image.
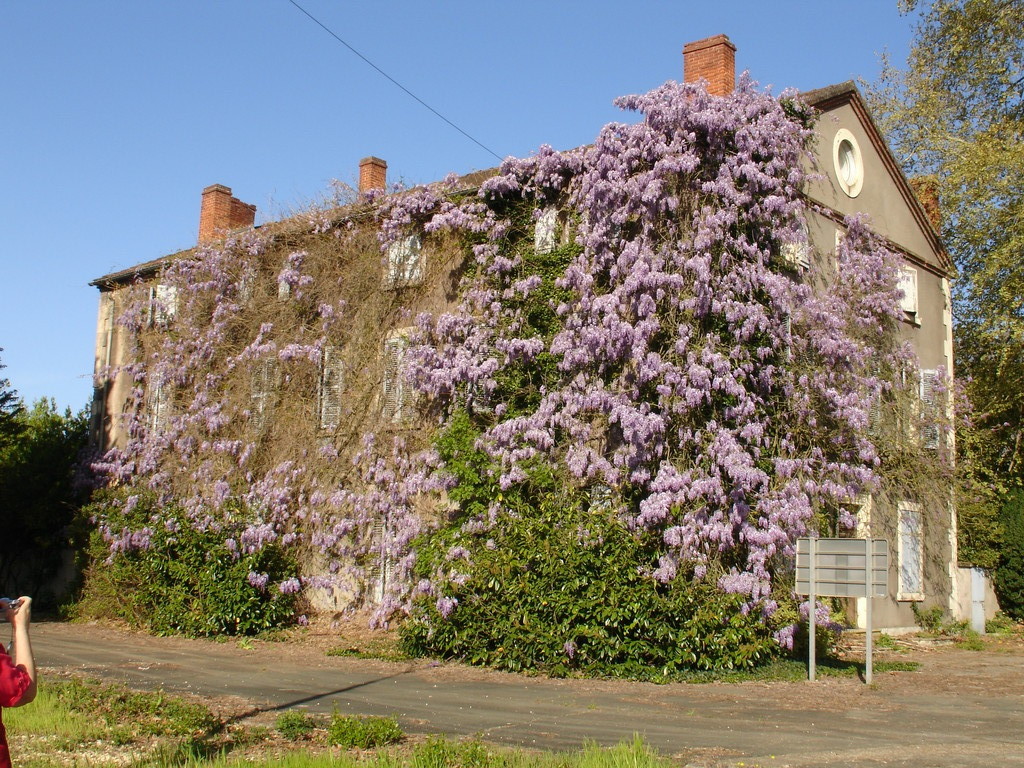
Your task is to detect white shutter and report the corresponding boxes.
[534,207,558,254]
[899,267,919,317]
[318,346,344,431]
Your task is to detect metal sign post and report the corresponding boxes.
[796,538,889,684]
[865,551,873,685]
[808,537,816,682]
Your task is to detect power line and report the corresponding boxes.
[286,0,503,162]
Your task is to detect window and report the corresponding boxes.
[899,267,919,321]
[148,284,178,326]
[238,265,257,304]
[250,358,278,431]
[318,346,344,431]
[146,377,170,434]
[381,333,409,422]
[919,369,940,450]
[832,128,863,198]
[385,235,423,287]
[368,517,395,605]
[898,501,924,600]
[534,207,558,254]
[780,218,810,270]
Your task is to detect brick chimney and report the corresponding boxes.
[683,34,736,96]
[908,175,942,233]
[359,157,387,194]
[198,184,256,244]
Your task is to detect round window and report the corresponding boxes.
[832,129,863,197]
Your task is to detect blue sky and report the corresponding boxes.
[0,1,917,412]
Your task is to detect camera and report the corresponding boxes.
[0,598,21,610]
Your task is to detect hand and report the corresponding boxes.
[2,596,31,628]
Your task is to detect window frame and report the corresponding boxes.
[897,501,925,601]
[832,128,864,198]
[385,234,423,288]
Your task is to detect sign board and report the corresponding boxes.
[794,537,889,685]
[796,538,888,598]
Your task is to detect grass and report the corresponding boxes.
[3,676,677,768]
[167,734,673,768]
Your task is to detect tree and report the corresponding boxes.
[0,350,25,455]
[0,398,89,601]
[866,0,1024,564]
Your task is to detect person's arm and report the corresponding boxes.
[4,597,35,705]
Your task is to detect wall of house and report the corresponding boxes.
[92,286,135,452]
[806,99,957,630]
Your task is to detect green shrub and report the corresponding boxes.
[985,612,1017,635]
[75,489,297,636]
[327,714,403,749]
[276,710,317,740]
[401,423,786,677]
[912,604,946,633]
[995,489,1024,620]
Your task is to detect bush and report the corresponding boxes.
[995,489,1024,620]
[75,489,297,636]
[985,612,1017,635]
[276,710,317,740]
[401,434,785,677]
[327,714,403,749]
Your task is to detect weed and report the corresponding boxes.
[912,604,946,633]
[954,630,985,651]
[276,711,317,740]
[327,713,403,749]
[876,633,898,649]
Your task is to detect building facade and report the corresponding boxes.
[89,35,961,630]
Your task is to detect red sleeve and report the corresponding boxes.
[0,648,30,708]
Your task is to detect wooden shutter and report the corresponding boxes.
[146,377,169,434]
[318,346,344,431]
[382,335,407,422]
[250,358,277,431]
[920,369,939,449]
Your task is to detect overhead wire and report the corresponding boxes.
[286,0,504,162]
